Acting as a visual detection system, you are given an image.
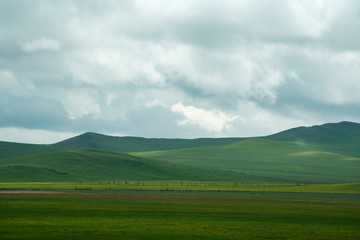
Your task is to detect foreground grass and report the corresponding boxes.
[0,182,360,239]
[0,191,359,240]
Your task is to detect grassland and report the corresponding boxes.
[1,122,360,239]
[1,183,359,240]
[0,141,58,159]
[267,121,360,157]
[0,150,274,182]
[134,138,360,183]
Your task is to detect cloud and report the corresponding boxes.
[68,42,166,86]
[62,89,102,119]
[0,70,19,90]
[20,38,61,52]
[0,0,360,143]
[171,102,240,133]
[0,95,69,130]
[302,49,360,105]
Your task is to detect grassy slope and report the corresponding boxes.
[267,121,360,157]
[52,132,244,152]
[0,150,274,182]
[134,138,360,183]
[0,141,58,159]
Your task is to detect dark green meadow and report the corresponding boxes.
[1,183,360,240]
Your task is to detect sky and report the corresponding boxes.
[1,0,360,144]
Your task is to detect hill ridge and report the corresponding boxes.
[53,132,245,153]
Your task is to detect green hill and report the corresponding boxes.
[52,132,244,153]
[267,121,360,157]
[0,141,58,159]
[268,121,360,143]
[134,138,360,183]
[0,150,272,182]
[0,133,244,160]
[1,121,360,183]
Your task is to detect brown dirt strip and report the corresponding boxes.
[0,191,359,206]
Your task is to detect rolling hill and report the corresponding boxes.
[133,137,360,184]
[0,121,359,183]
[266,121,360,157]
[0,141,59,159]
[0,150,274,182]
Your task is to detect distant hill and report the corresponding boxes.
[0,141,58,159]
[53,132,244,153]
[0,150,274,182]
[268,121,360,142]
[267,121,360,157]
[1,121,360,183]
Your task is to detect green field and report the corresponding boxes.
[1,122,360,239]
[1,183,360,240]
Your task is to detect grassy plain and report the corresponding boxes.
[1,183,360,239]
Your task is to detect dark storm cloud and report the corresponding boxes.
[0,95,69,129]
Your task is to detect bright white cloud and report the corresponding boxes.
[171,102,240,133]
[20,37,61,52]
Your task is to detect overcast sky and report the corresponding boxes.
[1,0,360,143]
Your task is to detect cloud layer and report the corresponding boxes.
[0,0,360,143]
